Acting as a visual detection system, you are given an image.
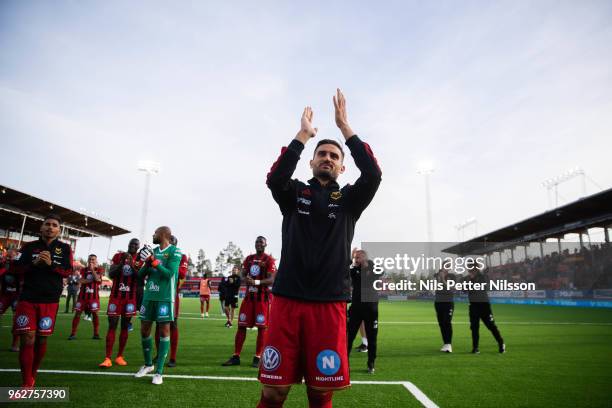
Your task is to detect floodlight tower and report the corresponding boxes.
[417,161,435,243]
[138,160,161,242]
[542,166,585,209]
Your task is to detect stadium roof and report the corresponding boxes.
[444,187,612,255]
[0,184,130,238]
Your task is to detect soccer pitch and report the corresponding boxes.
[1,299,611,407]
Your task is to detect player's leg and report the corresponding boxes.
[31,335,48,381]
[481,303,505,352]
[19,331,36,387]
[116,315,131,364]
[100,315,119,367]
[358,322,368,351]
[346,304,362,356]
[253,298,269,366]
[91,310,100,339]
[205,297,210,315]
[258,386,291,408]
[224,299,251,365]
[69,310,82,338]
[168,318,178,366]
[155,321,171,376]
[306,387,333,408]
[200,297,204,317]
[363,303,378,373]
[446,302,454,346]
[469,303,480,353]
[135,301,155,377]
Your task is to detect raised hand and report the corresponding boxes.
[296,106,318,144]
[333,88,355,140]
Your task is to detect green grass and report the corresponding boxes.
[1,298,611,407]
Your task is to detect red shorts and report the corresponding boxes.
[238,294,270,328]
[13,301,59,336]
[107,297,137,317]
[74,298,100,312]
[200,295,210,302]
[0,293,19,314]
[258,295,350,390]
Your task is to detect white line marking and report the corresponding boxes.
[0,369,439,407]
[50,314,612,326]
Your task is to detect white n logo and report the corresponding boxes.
[322,356,335,370]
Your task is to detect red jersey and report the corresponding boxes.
[109,252,141,301]
[77,267,102,301]
[243,253,276,300]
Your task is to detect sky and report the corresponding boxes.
[1,0,611,264]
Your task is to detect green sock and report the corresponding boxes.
[156,337,170,374]
[142,336,153,366]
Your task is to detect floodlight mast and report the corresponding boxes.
[138,160,161,243]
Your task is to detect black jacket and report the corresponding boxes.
[16,238,73,303]
[267,136,381,301]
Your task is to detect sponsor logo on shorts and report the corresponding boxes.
[249,264,261,277]
[316,349,341,376]
[108,303,117,312]
[122,265,133,276]
[16,315,29,327]
[92,302,99,309]
[256,314,265,324]
[76,302,81,309]
[262,346,281,371]
[239,313,247,322]
[140,305,146,315]
[38,316,53,330]
[260,373,283,380]
[126,303,135,313]
[158,305,169,316]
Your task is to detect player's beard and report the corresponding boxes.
[313,167,338,182]
[153,236,161,245]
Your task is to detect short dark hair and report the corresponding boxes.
[256,236,267,242]
[88,254,97,259]
[313,139,344,159]
[44,213,62,224]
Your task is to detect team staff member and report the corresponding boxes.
[434,267,456,353]
[224,266,241,328]
[465,266,505,354]
[12,214,73,387]
[222,236,276,368]
[99,238,142,368]
[199,273,211,318]
[217,274,227,316]
[69,254,102,340]
[346,249,379,374]
[134,226,181,385]
[258,89,382,408]
[64,268,80,313]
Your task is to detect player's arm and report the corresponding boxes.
[266,107,316,211]
[108,253,122,279]
[334,89,382,216]
[52,245,73,277]
[153,250,181,279]
[259,257,277,286]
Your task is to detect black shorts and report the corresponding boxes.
[224,296,238,308]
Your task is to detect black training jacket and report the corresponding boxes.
[266,135,381,301]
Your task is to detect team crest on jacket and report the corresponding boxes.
[54,247,63,255]
[330,191,342,200]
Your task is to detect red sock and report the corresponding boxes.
[155,325,160,352]
[105,329,116,358]
[19,342,34,387]
[256,328,266,357]
[71,315,80,336]
[307,389,333,408]
[92,313,99,336]
[170,324,179,361]
[32,341,47,380]
[118,329,129,356]
[257,392,285,408]
[234,328,247,356]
